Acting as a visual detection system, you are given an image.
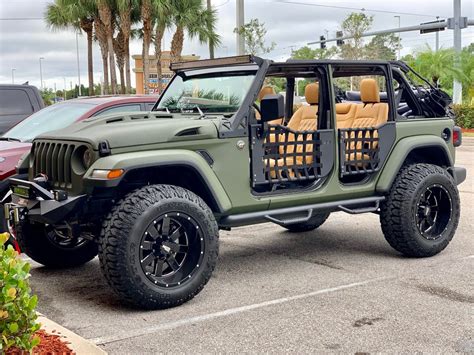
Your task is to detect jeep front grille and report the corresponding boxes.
[31,141,77,188]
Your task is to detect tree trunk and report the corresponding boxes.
[155,24,165,93]
[143,33,152,94]
[124,37,131,94]
[107,35,117,94]
[94,19,109,94]
[86,29,94,95]
[119,63,125,94]
[170,26,184,64]
[141,0,153,95]
[102,50,109,94]
[80,19,95,96]
[119,6,132,94]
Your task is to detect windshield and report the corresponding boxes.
[4,102,93,142]
[157,73,255,114]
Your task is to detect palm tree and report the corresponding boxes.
[116,0,140,94]
[94,18,110,94]
[154,1,172,93]
[169,0,221,64]
[113,29,126,94]
[97,0,117,94]
[45,0,96,95]
[140,0,155,94]
[412,46,464,87]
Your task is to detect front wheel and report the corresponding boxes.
[16,222,98,267]
[380,163,460,257]
[99,184,219,309]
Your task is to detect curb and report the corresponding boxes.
[37,313,107,354]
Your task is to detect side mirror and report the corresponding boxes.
[260,94,284,123]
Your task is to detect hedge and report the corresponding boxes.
[452,104,474,129]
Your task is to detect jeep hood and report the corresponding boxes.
[35,112,220,149]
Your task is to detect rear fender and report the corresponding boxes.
[376,136,453,193]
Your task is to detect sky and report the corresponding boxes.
[0,0,473,91]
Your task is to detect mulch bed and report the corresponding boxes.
[5,329,74,355]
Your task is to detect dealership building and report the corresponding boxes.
[132,52,199,94]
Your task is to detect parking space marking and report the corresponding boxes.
[89,276,393,345]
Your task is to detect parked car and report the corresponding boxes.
[4,56,465,309]
[0,95,157,182]
[0,84,44,135]
[0,95,158,245]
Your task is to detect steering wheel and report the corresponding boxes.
[253,102,262,116]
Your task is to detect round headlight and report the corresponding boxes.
[82,149,93,169]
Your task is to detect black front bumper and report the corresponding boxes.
[5,178,86,225]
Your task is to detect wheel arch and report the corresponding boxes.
[376,136,454,193]
[84,150,233,213]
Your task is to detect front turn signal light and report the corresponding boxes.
[91,169,124,180]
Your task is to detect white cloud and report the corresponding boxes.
[0,0,472,90]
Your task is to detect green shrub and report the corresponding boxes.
[0,233,40,352]
[452,104,474,129]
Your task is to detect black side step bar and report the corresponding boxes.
[219,196,385,228]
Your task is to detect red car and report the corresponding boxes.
[0,96,158,246]
[0,95,158,182]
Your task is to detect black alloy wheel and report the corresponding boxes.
[415,184,452,241]
[139,212,204,288]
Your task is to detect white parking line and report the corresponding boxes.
[89,276,392,345]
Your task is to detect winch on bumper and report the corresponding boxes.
[4,177,86,225]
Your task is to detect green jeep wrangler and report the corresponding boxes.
[5,56,466,309]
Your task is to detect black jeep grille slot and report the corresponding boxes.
[32,141,75,188]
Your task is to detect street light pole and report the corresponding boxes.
[39,57,44,90]
[435,16,440,51]
[394,15,401,59]
[236,0,245,55]
[11,68,15,84]
[76,31,82,96]
[452,0,462,104]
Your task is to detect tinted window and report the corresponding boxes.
[145,103,155,111]
[0,89,33,115]
[4,102,93,142]
[94,104,142,116]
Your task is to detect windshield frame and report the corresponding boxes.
[153,59,271,137]
[155,71,258,115]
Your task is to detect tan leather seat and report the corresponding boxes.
[287,82,319,131]
[268,83,320,178]
[345,78,389,164]
[352,78,389,128]
[336,103,356,129]
[256,86,283,125]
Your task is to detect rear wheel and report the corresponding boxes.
[380,163,460,257]
[282,212,330,233]
[16,222,98,267]
[99,184,219,309]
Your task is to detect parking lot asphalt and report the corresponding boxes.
[28,139,473,354]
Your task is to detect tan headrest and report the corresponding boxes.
[258,86,276,101]
[360,78,380,103]
[305,83,319,105]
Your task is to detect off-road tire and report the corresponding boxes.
[16,222,98,267]
[99,184,219,309]
[283,212,330,233]
[380,163,460,257]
